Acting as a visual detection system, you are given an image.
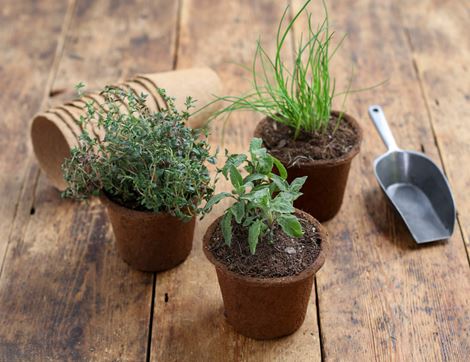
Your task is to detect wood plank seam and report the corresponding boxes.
[288,0,325,358]
[147,0,185,359]
[403,27,470,267]
[42,0,78,110]
[146,274,157,362]
[172,0,184,70]
[314,278,325,361]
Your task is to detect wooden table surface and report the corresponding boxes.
[1,0,469,361]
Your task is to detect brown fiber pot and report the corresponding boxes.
[101,196,195,272]
[203,209,328,340]
[254,111,363,222]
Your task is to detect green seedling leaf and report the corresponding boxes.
[230,201,245,223]
[271,193,295,213]
[272,157,287,179]
[248,219,263,254]
[270,173,288,192]
[242,187,270,205]
[278,214,303,237]
[249,138,263,159]
[243,173,266,184]
[256,153,274,175]
[242,215,256,227]
[222,154,247,177]
[286,190,302,201]
[203,192,231,212]
[290,176,307,193]
[229,165,243,188]
[221,211,233,246]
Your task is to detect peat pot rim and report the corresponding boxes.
[203,208,328,287]
[100,193,195,222]
[254,110,363,168]
[30,112,76,191]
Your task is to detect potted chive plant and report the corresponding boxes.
[213,0,364,221]
[203,138,328,339]
[62,84,217,272]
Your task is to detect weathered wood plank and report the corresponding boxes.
[151,1,322,360]
[0,178,154,360]
[400,0,470,259]
[2,0,469,360]
[289,0,470,360]
[0,0,67,278]
[0,0,179,360]
[51,0,179,103]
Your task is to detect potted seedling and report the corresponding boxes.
[203,138,328,339]
[62,84,217,272]
[213,0,366,221]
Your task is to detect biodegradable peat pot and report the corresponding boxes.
[101,195,196,272]
[254,111,362,221]
[49,107,82,136]
[30,68,223,191]
[203,209,328,340]
[133,76,166,110]
[125,80,161,112]
[137,67,223,128]
[61,104,100,140]
[30,113,78,190]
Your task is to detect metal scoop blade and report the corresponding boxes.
[368,105,455,243]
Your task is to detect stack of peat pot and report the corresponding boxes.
[30,67,222,190]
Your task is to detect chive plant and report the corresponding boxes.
[213,0,347,139]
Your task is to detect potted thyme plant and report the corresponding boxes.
[62,85,216,272]
[203,138,328,339]
[214,0,364,221]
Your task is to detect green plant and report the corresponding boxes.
[212,0,339,137]
[62,83,217,221]
[205,138,307,254]
[211,0,354,138]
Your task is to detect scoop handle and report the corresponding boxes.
[368,105,399,151]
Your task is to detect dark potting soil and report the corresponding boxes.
[259,115,359,166]
[105,191,149,212]
[208,216,322,278]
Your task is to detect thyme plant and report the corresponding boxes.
[62,84,217,221]
[205,138,307,254]
[212,0,349,138]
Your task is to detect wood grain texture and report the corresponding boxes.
[400,0,470,258]
[0,0,179,360]
[0,0,67,279]
[0,179,153,360]
[290,0,470,360]
[150,0,322,361]
[50,0,179,103]
[1,0,469,360]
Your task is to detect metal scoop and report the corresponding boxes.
[368,105,455,243]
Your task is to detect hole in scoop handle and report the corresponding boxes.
[368,105,399,151]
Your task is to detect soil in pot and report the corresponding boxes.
[203,209,328,340]
[102,195,195,272]
[254,111,362,221]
